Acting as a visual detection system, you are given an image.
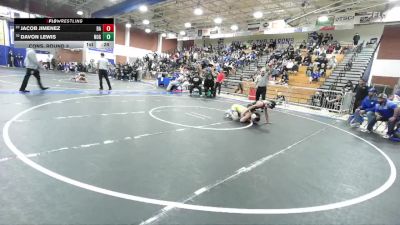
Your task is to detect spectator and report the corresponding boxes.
[353,33,361,45]
[276,92,286,105]
[350,88,378,127]
[317,33,324,46]
[302,54,312,66]
[366,93,399,138]
[323,33,330,45]
[342,80,354,93]
[327,55,337,69]
[353,79,369,113]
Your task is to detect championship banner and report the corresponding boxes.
[334,13,355,26]
[355,12,384,24]
[247,22,260,31]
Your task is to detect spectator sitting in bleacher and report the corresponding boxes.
[278,68,289,85]
[302,54,312,66]
[291,62,299,74]
[366,93,399,138]
[294,54,303,65]
[311,91,323,107]
[342,80,354,93]
[325,93,343,110]
[311,67,321,82]
[276,92,286,105]
[287,44,295,59]
[317,33,324,46]
[323,33,330,45]
[299,40,307,49]
[350,88,378,128]
[327,55,337,69]
[285,59,294,70]
[306,66,313,83]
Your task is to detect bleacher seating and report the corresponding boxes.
[320,44,378,91]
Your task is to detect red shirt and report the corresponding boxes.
[216,72,225,83]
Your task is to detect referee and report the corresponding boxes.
[19,48,49,93]
[97,53,112,90]
[254,68,268,101]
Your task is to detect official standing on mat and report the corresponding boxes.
[97,53,112,90]
[254,68,268,101]
[19,48,49,93]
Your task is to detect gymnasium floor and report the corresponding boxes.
[0,67,399,225]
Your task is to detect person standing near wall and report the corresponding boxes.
[97,53,112,90]
[353,79,369,113]
[19,48,49,93]
[353,33,361,45]
[8,50,13,67]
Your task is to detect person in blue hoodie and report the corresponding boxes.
[366,93,399,138]
[350,88,378,127]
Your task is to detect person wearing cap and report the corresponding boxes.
[254,68,269,101]
[350,88,378,127]
[366,93,399,138]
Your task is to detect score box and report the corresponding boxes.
[102,24,114,32]
[95,41,114,49]
[102,32,114,41]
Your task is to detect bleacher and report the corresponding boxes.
[221,49,345,106]
[320,44,378,91]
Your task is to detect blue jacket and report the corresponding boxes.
[360,96,378,112]
[374,100,398,119]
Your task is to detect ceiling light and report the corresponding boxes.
[230,25,238,31]
[253,11,263,19]
[318,16,329,22]
[184,22,191,28]
[161,33,167,37]
[180,31,186,35]
[194,8,203,15]
[214,17,222,24]
[142,19,150,25]
[145,28,151,33]
[76,11,83,15]
[125,23,132,28]
[139,5,148,12]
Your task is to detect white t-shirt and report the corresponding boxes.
[24,48,41,69]
[97,57,109,70]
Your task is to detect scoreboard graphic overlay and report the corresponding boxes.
[14,18,114,49]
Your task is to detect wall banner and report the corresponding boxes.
[334,13,355,26]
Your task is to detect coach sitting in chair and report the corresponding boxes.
[366,93,399,138]
[189,73,203,96]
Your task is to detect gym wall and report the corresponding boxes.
[370,24,400,88]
